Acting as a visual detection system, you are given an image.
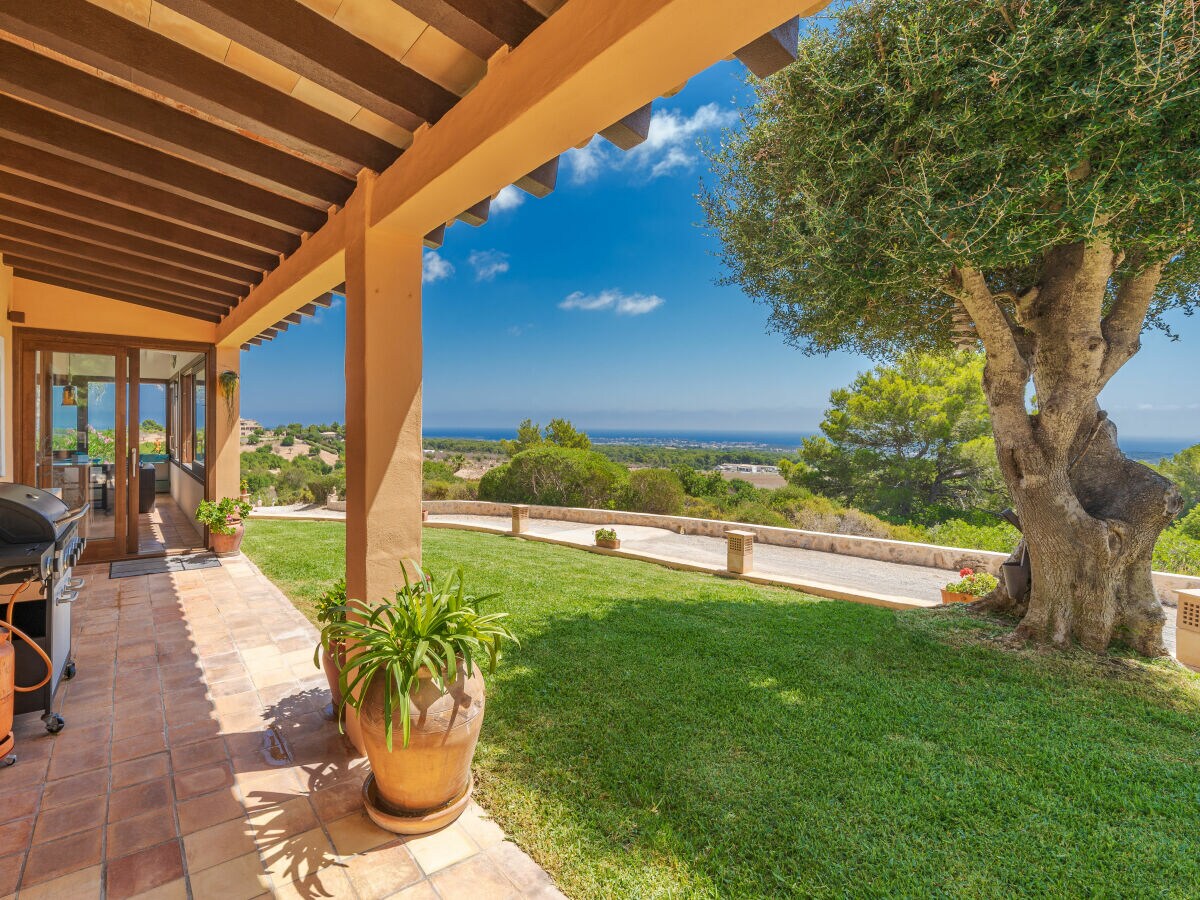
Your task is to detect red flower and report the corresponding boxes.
[959,567,974,577]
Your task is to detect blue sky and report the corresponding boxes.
[242,61,1200,443]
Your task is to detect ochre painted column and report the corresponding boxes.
[212,345,242,501]
[344,176,423,605]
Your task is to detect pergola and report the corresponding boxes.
[0,0,827,602]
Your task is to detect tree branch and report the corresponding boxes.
[1100,259,1165,384]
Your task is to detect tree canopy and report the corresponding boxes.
[502,417,591,456]
[798,352,1006,520]
[702,0,1199,359]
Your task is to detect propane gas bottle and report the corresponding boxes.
[0,628,14,755]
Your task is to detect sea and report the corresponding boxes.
[423,428,1194,463]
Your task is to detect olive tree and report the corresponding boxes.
[703,0,1199,653]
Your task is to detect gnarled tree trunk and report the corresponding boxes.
[954,243,1183,654]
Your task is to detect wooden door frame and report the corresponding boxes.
[13,328,217,561]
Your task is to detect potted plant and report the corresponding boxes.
[320,565,516,834]
[594,527,620,550]
[312,579,348,707]
[941,567,999,604]
[196,496,252,557]
[239,477,251,503]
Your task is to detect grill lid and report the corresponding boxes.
[0,483,71,544]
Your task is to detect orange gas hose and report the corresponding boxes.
[3,578,52,692]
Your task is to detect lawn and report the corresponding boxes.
[243,520,1200,899]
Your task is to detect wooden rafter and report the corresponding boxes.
[387,0,545,59]
[0,40,354,207]
[156,0,459,130]
[2,252,234,309]
[0,0,396,173]
[10,269,225,323]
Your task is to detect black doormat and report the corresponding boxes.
[109,552,222,579]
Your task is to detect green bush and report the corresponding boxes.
[1153,528,1200,576]
[924,519,1020,554]
[423,460,461,482]
[724,502,790,528]
[1175,504,1200,541]
[622,469,686,515]
[479,446,628,509]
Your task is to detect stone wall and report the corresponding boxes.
[422,500,1200,603]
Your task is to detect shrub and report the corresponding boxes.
[623,469,686,515]
[423,480,453,501]
[479,446,628,509]
[725,502,789,528]
[924,519,1020,554]
[1176,505,1200,541]
[944,568,999,596]
[1152,529,1200,576]
[423,460,460,482]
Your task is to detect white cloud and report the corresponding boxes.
[564,102,738,184]
[559,288,665,316]
[469,249,510,282]
[491,185,525,213]
[422,251,454,284]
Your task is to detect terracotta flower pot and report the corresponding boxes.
[596,537,620,550]
[209,522,244,557]
[940,589,975,605]
[320,641,345,707]
[359,660,484,833]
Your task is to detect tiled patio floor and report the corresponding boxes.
[138,495,206,556]
[0,556,563,899]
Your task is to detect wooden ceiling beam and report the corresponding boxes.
[513,157,558,198]
[7,257,232,315]
[0,1,396,174]
[456,198,490,226]
[0,220,250,296]
[312,292,336,307]
[0,137,300,255]
[10,269,225,323]
[0,95,327,235]
[281,312,303,325]
[423,225,445,250]
[0,41,353,207]
[156,0,459,130]
[0,242,238,307]
[0,171,279,271]
[296,303,318,317]
[387,0,545,59]
[734,17,799,78]
[0,198,261,288]
[599,103,652,150]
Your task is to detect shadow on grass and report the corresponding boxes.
[474,596,1200,898]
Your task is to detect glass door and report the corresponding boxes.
[27,344,128,562]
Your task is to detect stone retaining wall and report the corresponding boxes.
[422,500,1200,603]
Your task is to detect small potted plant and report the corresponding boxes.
[941,567,999,604]
[312,579,348,707]
[594,527,620,550]
[320,565,516,834]
[196,496,252,556]
[239,477,251,503]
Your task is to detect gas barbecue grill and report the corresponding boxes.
[0,484,87,734]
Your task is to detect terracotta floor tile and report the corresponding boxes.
[430,854,520,900]
[391,883,441,900]
[246,797,318,846]
[106,807,178,860]
[486,842,564,896]
[235,767,304,811]
[122,876,187,900]
[310,778,365,823]
[105,840,184,900]
[0,851,21,896]
[174,761,234,801]
[186,851,270,900]
[108,777,172,823]
[110,731,167,765]
[343,841,424,900]
[49,722,113,757]
[166,718,221,748]
[169,737,227,773]
[45,742,110,781]
[20,827,103,887]
[257,825,336,885]
[183,816,258,872]
[16,862,102,900]
[32,796,106,845]
[403,823,478,875]
[0,787,40,824]
[112,710,165,742]
[41,768,109,810]
[268,860,354,900]
[325,811,392,856]
[0,819,32,857]
[111,752,169,790]
[457,803,506,851]
[177,789,245,834]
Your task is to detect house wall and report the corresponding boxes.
[170,462,205,522]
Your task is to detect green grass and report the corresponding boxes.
[243,520,1200,899]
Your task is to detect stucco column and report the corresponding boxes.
[0,265,12,483]
[212,345,242,501]
[344,177,423,605]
